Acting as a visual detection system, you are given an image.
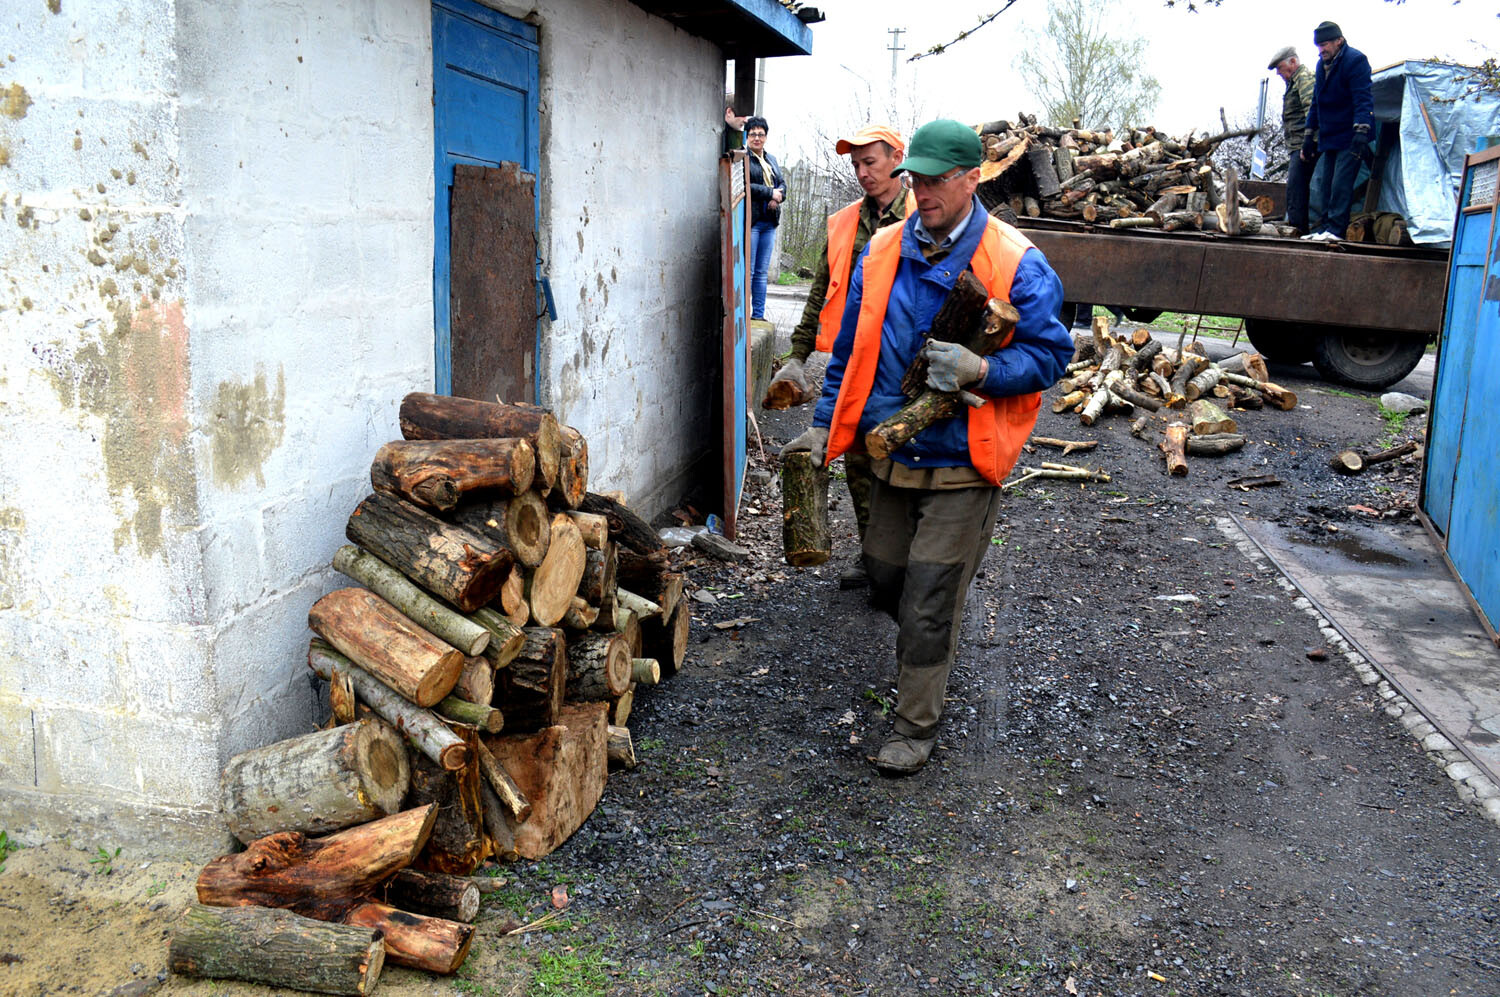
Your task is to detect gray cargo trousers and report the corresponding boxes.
[862,478,1002,738]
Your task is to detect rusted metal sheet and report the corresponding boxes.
[450,162,536,404]
[1020,221,1447,333]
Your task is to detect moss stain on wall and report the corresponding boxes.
[2,83,31,119]
[208,366,286,489]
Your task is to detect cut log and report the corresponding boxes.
[1185,432,1246,456]
[478,780,519,864]
[1079,384,1113,426]
[565,632,632,701]
[780,450,830,567]
[1161,422,1189,476]
[1329,440,1418,475]
[308,639,469,771]
[498,569,529,625]
[577,543,617,609]
[1188,399,1237,436]
[169,903,385,996]
[398,392,561,491]
[197,805,437,920]
[484,702,609,860]
[1052,389,1090,414]
[446,492,550,569]
[615,610,643,657]
[565,511,609,550]
[473,738,533,824]
[610,684,636,727]
[641,601,689,675]
[553,426,589,510]
[1221,166,1240,235]
[561,596,600,630]
[527,514,587,626]
[330,667,357,725]
[1185,365,1224,402]
[578,492,663,556]
[309,588,465,709]
[615,586,662,621]
[631,657,661,687]
[496,627,567,732]
[346,493,514,614]
[1130,414,1152,439]
[220,718,410,845]
[451,655,494,704]
[371,438,535,512]
[1170,353,1209,398]
[383,869,481,924]
[607,724,638,769]
[866,391,964,458]
[332,545,490,657]
[434,695,504,733]
[343,901,473,974]
[1217,352,1270,383]
[1109,378,1162,412]
[469,608,526,668]
[1161,209,1203,232]
[405,732,485,875]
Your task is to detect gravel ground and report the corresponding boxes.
[3,348,1497,997]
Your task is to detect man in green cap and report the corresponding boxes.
[783,119,1072,774]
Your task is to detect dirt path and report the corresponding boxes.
[3,354,1497,997]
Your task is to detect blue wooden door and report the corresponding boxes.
[432,0,539,396]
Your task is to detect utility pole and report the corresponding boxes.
[887,27,905,82]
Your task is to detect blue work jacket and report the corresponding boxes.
[1305,42,1374,151]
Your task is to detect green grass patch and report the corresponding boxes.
[0,830,21,873]
[530,945,613,995]
[89,845,121,876]
[1378,405,1410,446]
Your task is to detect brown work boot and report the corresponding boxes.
[872,733,936,776]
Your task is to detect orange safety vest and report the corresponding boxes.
[826,215,1044,486]
[816,192,918,352]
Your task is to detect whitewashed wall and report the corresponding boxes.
[0,0,728,843]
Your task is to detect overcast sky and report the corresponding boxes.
[757,0,1497,164]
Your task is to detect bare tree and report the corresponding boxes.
[1213,108,1288,182]
[1018,0,1162,131]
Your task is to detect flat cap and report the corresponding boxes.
[1267,46,1296,70]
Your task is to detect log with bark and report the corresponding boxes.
[382,869,481,924]
[169,903,385,996]
[1188,399,1238,436]
[308,588,466,709]
[346,492,514,613]
[398,392,562,491]
[553,426,589,509]
[496,627,567,732]
[371,438,535,512]
[484,702,609,860]
[196,805,436,920]
[642,601,690,675]
[1185,432,1246,456]
[405,742,485,875]
[1329,440,1418,475]
[1161,422,1190,476]
[780,450,830,567]
[220,718,411,844]
[578,492,663,556]
[565,632,632,701]
[607,724,638,769]
[445,492,551,569]
[342,901,473,974]
[1217,352,1270,383]
[469,607,527,668]
[433,694,504,733]
[527,514,587,626]
[308,639,470,771]
[631,657,661,687]
[332,545,490,657]
[566,511,609,550]
[473,738,533,823]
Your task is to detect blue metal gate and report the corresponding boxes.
[432,0,539,396]
[1422,145,1500,636]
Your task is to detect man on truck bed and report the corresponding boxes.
[1268,45,1317,235]
[1301,21,1374,243]
[771,124,915,590]
[783,119,1072,775]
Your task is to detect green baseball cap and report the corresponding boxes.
[892,119,982,177]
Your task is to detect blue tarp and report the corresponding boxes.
[1369,60,1500,246]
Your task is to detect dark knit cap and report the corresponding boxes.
[1313,21,1342,44]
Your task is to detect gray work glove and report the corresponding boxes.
[780,425,829,465]
[923,340,986,393]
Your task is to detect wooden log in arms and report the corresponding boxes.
[343,901,473,974]
[309,588,466,709]
[867,296,1020,459]
[445,491,551,569]
[566,632,632,701]
[1161,422,1190,476]
[578,491,664,555]
[398,392,562,491]
[333,544,490,657]
[762,359,819,410]
[552,426,589,510]
[220,718,411,845]
[196,804,437,918]
[1329,440,1418,475]
[781,450,831,567]
[527,514,587,626]
[900,272,992,397]
[383,869,481,924]
[371,438,536,512]
[308,639,470,771]
[169,903,385,996]
[346,492,513,613]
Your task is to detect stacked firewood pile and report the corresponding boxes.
[168,392,689,993]
[1050,318,1300,478]
[975,112,1296,238]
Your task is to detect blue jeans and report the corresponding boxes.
[750,220,778,320]
[1314,147,1363,237]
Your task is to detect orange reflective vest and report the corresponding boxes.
[816,192,918,352]
[826,215,1044,486]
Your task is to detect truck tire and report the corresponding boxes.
[1244,318,1314,365]
[1311,330,1426,390]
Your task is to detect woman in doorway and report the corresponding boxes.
[745,116,785,321]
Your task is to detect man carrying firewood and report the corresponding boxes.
[771,124,915,590]
[782,119,1072,775]
[1268,45,1317,234]
[1300,21,1374,242]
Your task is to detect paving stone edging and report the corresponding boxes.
[1216,515,1500,828]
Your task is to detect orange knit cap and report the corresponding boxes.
[835,125,906,156]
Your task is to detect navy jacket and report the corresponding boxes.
[747,152,785,226]
[1305,42,1374,151]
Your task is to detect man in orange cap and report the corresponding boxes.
[774,124,914,589]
